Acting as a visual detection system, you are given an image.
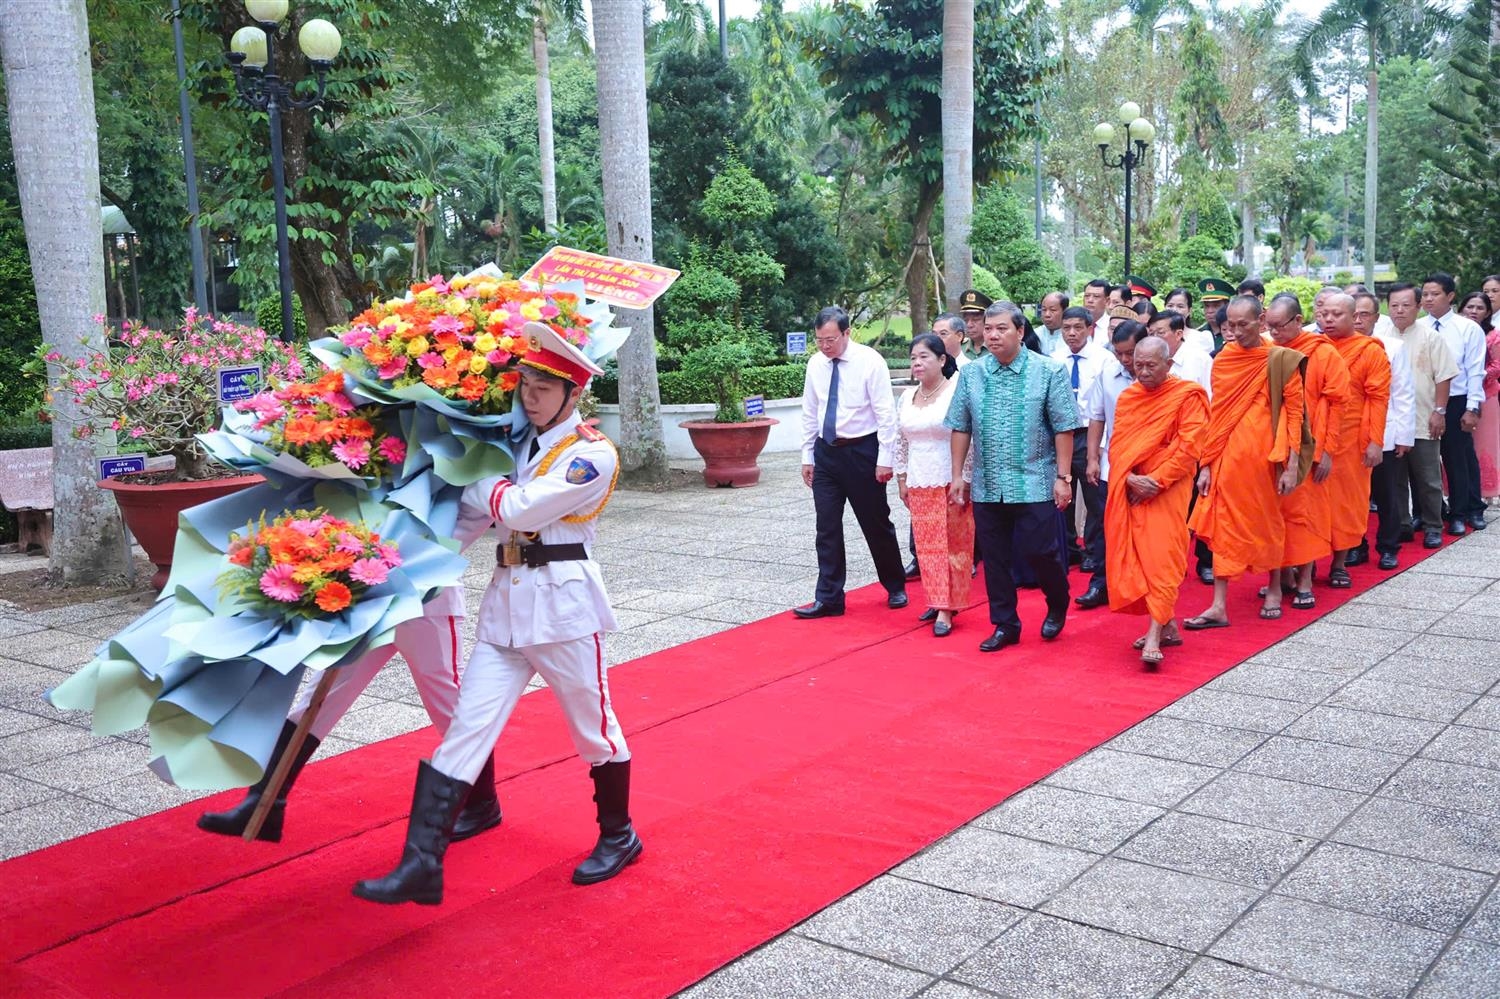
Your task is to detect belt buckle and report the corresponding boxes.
[499,538,524,567]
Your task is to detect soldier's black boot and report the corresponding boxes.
[451,752,502,842]
[353,760,470,905]
[572,760,643,885]
[196,720,321,843]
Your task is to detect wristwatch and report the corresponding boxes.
[1057,473,1073,484]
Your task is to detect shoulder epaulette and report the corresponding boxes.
[576,421,607,443]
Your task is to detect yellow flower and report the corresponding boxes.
[405,336,430,357]
[443,346,462,363]
[391,319,413,338]
[445,297,469,316]
[468,354,488,374]
[487,309,511,325]
[499,336,516,352]
[449,275,470,291]
[474,333,497,353]
[520,300,543,321]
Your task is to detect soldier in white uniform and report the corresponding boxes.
[354,323,636,906]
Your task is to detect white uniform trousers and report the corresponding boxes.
[289,614,463,741]
[431,634,629,784]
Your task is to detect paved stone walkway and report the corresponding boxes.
[4,452,1500,997]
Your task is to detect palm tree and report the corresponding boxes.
[594,0,668,482]
[941,0,974,309]
[528,1,589,233]
[1292,0,1455,285]
[0,0,128,584]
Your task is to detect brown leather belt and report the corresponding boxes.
[831,432,876,447]
[497,541,588,568]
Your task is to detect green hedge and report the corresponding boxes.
[593,361,810,406]
[0,422,50,451]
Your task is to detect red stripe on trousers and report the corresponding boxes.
[594,633,617,757]
[447,616,460,685]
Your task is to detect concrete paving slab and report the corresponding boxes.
[1043,748,1219,808]
[1323,676,1477,723]
[1277,842,1492,933]
[1,795,136,860]
[1242,640,1388,676]
[1117,812,1314,889]
[1455,697,1500,731]
[1363,654,1500,694]
[1157,957,1353,999]
[1160,687,1310,733]
[1283,704,1445,754]
[1413,938,1500,998]
[1179,771,1365,839]
[1421,724,1500,769]
[891,827,1097,908]
[1234,735,1408,793]
[674,934,932,999]
[1203,662,1349,704]
[1334,798,1500,874]
[1380,757,1500,818]
[1105,716,1268,768]
[972,784,1163,855]
[1463,886,1500,945]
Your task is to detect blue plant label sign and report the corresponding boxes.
[98,453,148,480]
[786,331,807,356]
[217,364,263,403]
[744,394,765,417]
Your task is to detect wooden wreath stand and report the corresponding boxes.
[242,670,338,842]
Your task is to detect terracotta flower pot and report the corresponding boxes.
[679,418,778,488]
[100,474,265,590]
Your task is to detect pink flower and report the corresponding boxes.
[332,439,371,469]
[539,304,560,319]
[416,353,446,370]
[377,357,408,380]
[130,427,146,438]
[258,563,305,602]
[335,532,365,554]
[348,557,389,585]
[288,518,323,536]
[322,391,355,415]
[341,326,372,349]
[429,314,463,335]
[376,542,402,568]
[377,437,406,463]
[486,350,512,365]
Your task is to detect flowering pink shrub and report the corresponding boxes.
[44,309,305,480]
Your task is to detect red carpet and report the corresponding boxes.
[1,529,1442,999]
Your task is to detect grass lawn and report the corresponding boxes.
[852,316,913,344]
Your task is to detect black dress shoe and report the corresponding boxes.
[1079,559,1102,574]
[1040,610,1066,640]
[904,558,921,580]
[887,591,909,610]
[978,627,1019,652]
[933,619,952,638]
[1074,583,1108,609]
[1448,519,1468,537]
[918,606,938,623]
[1378,551,1399,570]
[1469,513,1488,531]
[793,601,844,619]
[1196,564,1215,585]
[1344,545,1370,567]
[1424,530,1443,549]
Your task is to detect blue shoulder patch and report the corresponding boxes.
[565,456,601,484]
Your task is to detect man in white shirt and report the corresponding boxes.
[1423,272,1488,535]
[1054,306,1110,575]
[1082,279,1111,347]
[1347,283,1395,338]
[1036,291,1068,357]
[1388,282,1457,548]
[795,305,908,618]
[1355,291,1416,570]
[935,312,971,369]
[1147,311,1213,396]
[1078,320,1144,609]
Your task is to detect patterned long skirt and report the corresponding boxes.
[909,485,975,610]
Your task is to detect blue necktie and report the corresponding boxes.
[821,357,841,445]
[1070,354,1082,391]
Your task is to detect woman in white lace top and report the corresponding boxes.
[894,334,974,637]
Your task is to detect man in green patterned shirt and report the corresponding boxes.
[946,301,1082,652]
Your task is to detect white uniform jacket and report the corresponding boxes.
[463,419,620,648]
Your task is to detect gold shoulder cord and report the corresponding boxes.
[535,434,620,523]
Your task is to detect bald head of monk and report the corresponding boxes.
[1133,336,1173,390]
[1323,294,1356,340]
[1265,295,1304,347]
[1224,296,1265,349]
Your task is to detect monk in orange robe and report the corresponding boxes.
[1266,293,1351,607]
[1186,296,1305,630]
[1323,293,1391,588]
[1105,337,1209,667]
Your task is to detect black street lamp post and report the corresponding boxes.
[226,1,342,342]
[1094,102,1156,283]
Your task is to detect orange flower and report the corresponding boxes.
[363,341,394,365]
[319,549,356,572]
[336,417,376,440]
[228,544,255,566]
[283,416,322,445]
[458,374,488,401]
[499,371,520,391]
[292,563,327,584]
[423,365,460,389]
[315,581,352,612]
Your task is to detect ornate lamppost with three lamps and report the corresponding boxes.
[226,1,342,343]
[1094,102,1156,284]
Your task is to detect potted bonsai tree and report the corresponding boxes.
[42,309,305,587]
[677,336,778,487]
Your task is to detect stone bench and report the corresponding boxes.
[0,447,53,556]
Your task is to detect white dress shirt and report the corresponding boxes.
[1428,310,1486,406]
[953,350,971,369]
[1092,315,1111,348]
[1375,332,1417,450]
[1082,356,1136,482]
[1185,327,1215,356]
[1034,325,1065,357]
[800,338,899,466]
[1051,339,1109,410]
[1170,341,1215,397]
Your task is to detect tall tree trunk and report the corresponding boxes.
[1362,52,1378,286]
[940,0,973,312]
[1,0,128,583]
[594,0,668,483]
[906,182,940,336]
[534,13,558,232]
[1237,139,1254,267]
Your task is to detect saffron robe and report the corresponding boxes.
[1188,341,1306,579]
[1106,377,1210,622]
[1280,332,1352,565]
[1327,334,1392,550]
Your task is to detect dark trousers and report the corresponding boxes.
[1441,395,1483,520]
[1065,430,1106,568]
[1372,450,1409,555]
[973,500,1070,634]
[812,436,906,605]
[1407,438,1445,529]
